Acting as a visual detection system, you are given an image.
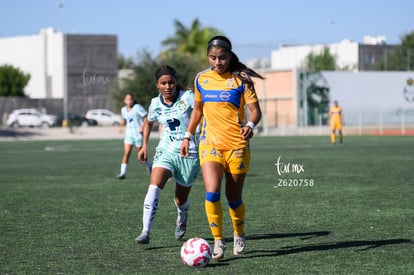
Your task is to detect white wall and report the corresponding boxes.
[0,28,64,99]
[321,71,414,124]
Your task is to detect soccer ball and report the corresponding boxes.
[180,237,212,267]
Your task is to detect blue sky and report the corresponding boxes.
[1,0,413,61]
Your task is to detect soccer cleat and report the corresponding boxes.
[175,213,187,240]
[233,234,246,255]
[117,173,125,180]
[212,239,226,261]
[135,231,150,244]
[175,222,187,240]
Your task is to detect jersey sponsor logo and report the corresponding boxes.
[219,91,231,101]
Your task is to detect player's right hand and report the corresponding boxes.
[138,147,147,162]
[180,139,189,157]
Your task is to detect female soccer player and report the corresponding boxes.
[134,65,200,244]
[180,36,263,260]
[328,100,344,144]
[117,93,152,179]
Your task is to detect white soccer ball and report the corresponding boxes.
[180,237,212,267]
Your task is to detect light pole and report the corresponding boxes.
[57,2,69,128]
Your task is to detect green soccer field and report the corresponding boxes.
[0,136,413,274]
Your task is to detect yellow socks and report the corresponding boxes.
[229,202,245,236]
[205,192,246,239]
[330,133,336,144]
[205,200,223,240]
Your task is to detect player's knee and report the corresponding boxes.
[227,198,243,209]
[205,192,220,202]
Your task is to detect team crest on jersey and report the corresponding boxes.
[178,100,187,111]
[227,78,235,88]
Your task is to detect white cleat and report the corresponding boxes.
[212,239,226,261]
[233,234,245,255]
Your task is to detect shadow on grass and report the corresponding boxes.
[203,231,331,243]
[248,231,331,241]
[223,238,412,262]
[137,231,411,263]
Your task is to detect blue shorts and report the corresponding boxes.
[124,134,143,147]
[153,150,200,187]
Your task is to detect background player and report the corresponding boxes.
[117,93,152,179]
[328,100,344,144]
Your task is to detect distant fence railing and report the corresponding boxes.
[259,109,414,136]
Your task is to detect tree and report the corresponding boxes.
[305,47,336,71]
[113,19,224,109]
[112,50,204,110]
[381,31,414,71]
[118,53,135,69]
[0,65,30,96]
[160,18,222,63]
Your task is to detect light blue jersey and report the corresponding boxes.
[148,90,198,157]
[121,103,147,146]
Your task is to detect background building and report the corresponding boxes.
[271,36,398,71]
[0,28,118,123]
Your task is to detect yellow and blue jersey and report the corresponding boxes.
[329,105,343,129]
[194,69,258,150]
[329,106,342,122]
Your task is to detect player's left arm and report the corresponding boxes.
[241,101,262,140]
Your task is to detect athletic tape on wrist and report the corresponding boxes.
[246,121,255,130]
